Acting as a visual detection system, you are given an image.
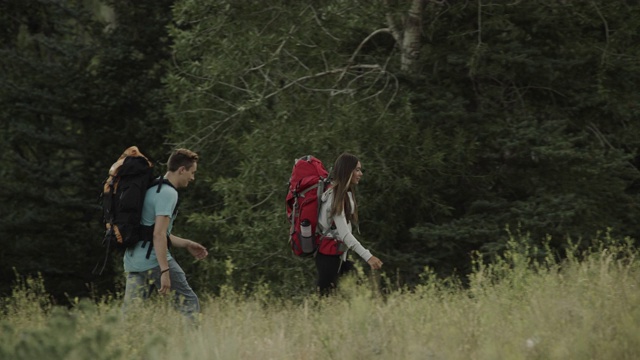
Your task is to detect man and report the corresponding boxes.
[122,148,208,317]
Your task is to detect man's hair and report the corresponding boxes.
[167,148,199,171]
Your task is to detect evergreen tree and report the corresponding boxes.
[0,0,174,301]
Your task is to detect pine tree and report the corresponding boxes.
[0,0,174,301]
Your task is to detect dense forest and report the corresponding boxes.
[1,0,639,303]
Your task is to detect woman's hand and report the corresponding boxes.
[367,256,383,270]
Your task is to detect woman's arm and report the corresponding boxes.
[333,211,372,262]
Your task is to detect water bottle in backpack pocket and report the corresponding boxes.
[288,193,323,257]
[299,219,315,253]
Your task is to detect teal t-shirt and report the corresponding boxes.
[123,182,177,272]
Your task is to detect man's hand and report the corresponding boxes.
[367,255,383,270]
[159,271,171,295]
[187,241,209,260]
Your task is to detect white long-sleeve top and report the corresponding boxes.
[318,188,373,262]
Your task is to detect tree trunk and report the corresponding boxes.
[401,0,426,74]
[385,0,426,75]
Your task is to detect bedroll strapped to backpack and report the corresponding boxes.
[94,146,155,274]
[286,155,343,257]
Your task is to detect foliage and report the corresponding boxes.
[165,0,640,295]
[2,0,640,302]
[165,0,417,295]
[409,0,640,274]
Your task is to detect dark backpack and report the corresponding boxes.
[94,146,157,274]
[286,155,332,257]
[102,146,155,252]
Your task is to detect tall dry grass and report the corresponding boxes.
[2,234,640,359]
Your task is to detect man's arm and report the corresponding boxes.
[169,234,209,260]
[154,215,171,294]
[168,234,190,248]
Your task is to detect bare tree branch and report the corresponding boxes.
[337,28,393,82]
[592,1,610,66]
[383,0,403,43]
[309,5,341,41]
[264,64,383,99]
[587,122,614,150]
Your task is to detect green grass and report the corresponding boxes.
[3,235,640,359]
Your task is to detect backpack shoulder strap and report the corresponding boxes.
[150,176,181,216]
[142,177,179,259]
[150,176,176,191]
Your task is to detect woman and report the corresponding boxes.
[316,152,383,295]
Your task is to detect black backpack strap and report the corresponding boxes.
[154,177,181,217]
[92,232,112,275]
[142,177,178,259]
[139,225,154,259]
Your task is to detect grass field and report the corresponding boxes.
[2,236,640,359]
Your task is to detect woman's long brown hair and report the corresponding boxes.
[329,153,359,224]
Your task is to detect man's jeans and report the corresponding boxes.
[122,259,200,318]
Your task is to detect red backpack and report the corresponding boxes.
[286,155,332,257]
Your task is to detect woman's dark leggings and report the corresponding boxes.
[315,253,354,296]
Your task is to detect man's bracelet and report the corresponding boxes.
[161,268,170,274]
